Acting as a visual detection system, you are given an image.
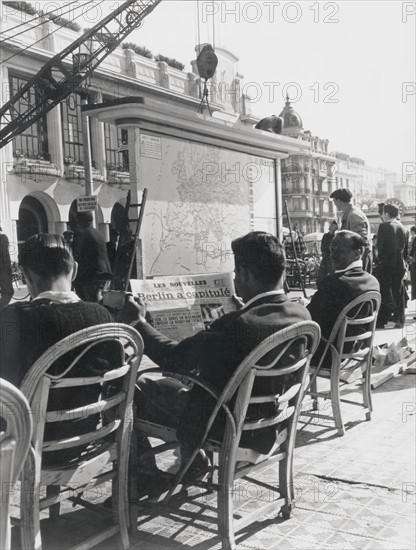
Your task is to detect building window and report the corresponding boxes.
[292,198,301,210]
[104,125,129,171]
[8,72,49,159]
[61,93,84,163]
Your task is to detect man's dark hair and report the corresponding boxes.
[19,234,74,277]
[411,226,416,233]
[334,230,365,250]
[231,231,285,285]
[383,204,399,218]
[330,188,352,203]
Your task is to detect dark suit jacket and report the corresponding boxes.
[0,232,13,308]
[73,226,112,284]
[377,220,409,270]
[138,293,311,453]
[0,300,119,464]
[307,268,380,367]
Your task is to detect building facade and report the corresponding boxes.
[0,6,308,270]
[0,7,253,251]
[279,98,336,234]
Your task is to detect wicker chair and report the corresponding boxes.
[306,291,381,435]
[134,321,320,550]
[18,324,143,550]
[0,379,32,550]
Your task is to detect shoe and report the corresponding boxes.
[103,472,173,507]
[181,450,211,484]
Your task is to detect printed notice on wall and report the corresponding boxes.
[77,195,97,212]
[140,134,162,159]
[130,272,236,340]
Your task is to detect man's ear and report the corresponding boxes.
[240,265,255,285]
[71,261,78,282]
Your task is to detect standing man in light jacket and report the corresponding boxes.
[330,188,372,273]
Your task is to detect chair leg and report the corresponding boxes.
[206,450,215,486]
[128,429,138,532]
[330,372,345,436]
[46,485,60,518]
[311,377,318,411]
[218,453,236,550]
[279,453,293,519]
[20,449,42,550]
[114,465,130,550]
[362,367,372,421]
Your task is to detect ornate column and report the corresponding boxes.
[90,91,107,180]
[0,63,13,237]
[46,105,64,174]
[275,158,283,241]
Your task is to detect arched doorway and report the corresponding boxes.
[17,196,48,243]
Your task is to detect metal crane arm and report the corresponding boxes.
[0,0,162,149]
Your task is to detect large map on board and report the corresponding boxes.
[140,133,276,277]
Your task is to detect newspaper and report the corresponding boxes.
[129,272,236,340]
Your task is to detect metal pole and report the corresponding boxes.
[81,98,93,196]
[284,200,308,299]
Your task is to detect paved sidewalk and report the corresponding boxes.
[23,369,413,550]
[117,370,415,550]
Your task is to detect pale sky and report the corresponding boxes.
[9,0,416,175]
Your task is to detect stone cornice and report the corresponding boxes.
[83,97,310,159]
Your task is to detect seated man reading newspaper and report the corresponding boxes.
[120,231,311,489]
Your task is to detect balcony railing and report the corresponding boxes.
[13,158,61,178]
[64,164,105,183]
[107,170,130,185]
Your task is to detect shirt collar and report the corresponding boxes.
[33,291,81,303]
[241,289,285,310]
[334,259,363,274]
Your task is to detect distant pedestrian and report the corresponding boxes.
[72,212,112,303]
[376,204,409,328]
[0,225,13,308]
[317,220,338,285]
[372,235,379,269]
[408,225,416,302]
[106,228,120,271]
[63,230,74,249]
[330,188,372,272]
